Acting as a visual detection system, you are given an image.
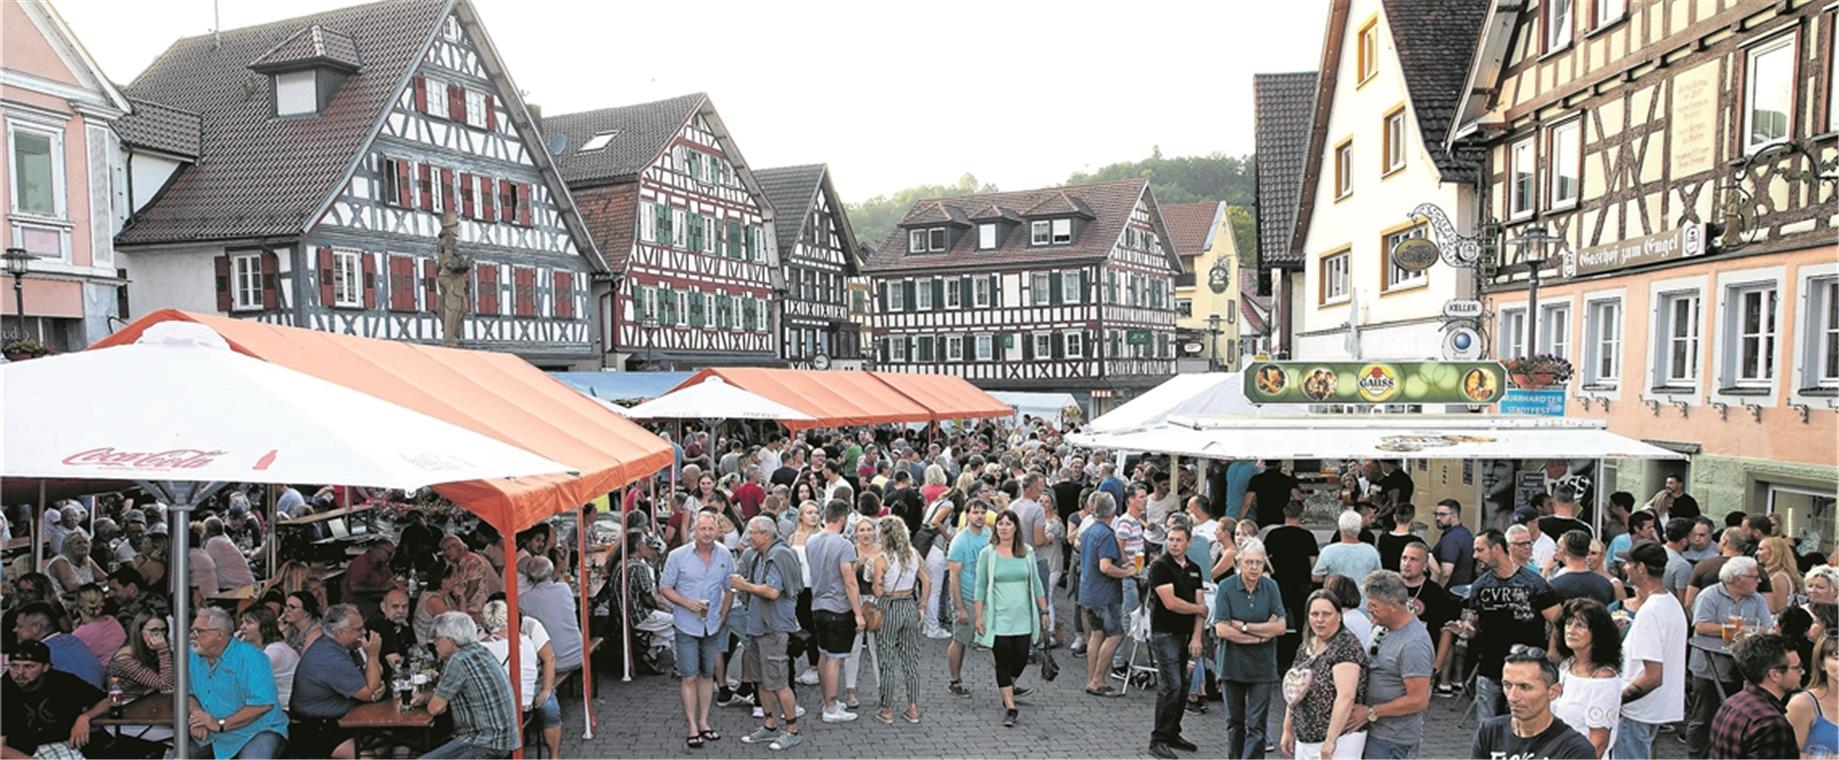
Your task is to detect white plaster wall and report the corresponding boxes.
[121,246,222,318]
[1296,0,1474,360]
[127,154,181,214]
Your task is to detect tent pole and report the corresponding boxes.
[502,527,526,760]
[170,494,192,760]
[33,480,44,574]
[577,499,596,738]
[622,484,634,683]
[265,484,277,578]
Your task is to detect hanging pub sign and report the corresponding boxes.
[1392,237,1441,272]
[1563,223,1707,278]
[1244,360,1508,405]
[1208,258,1232,293]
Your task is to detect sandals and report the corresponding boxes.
[904,709,921,724]
[875,710,895,724]
[699,729,721,742]
[686,735,705,749]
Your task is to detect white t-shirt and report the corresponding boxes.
[263,641,300,711]
[1531,533,1556,573]
[1553,669,1621,750]
[1619,592,1687,723]
[1145,493,1180,544]
[484,629,541,708]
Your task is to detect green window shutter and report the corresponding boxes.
[960,276,973,308]
[1053,332,1064,359]
[903,280,916,311]
[878,337,888,364]
[727,221,742,257]
[1079,270,1090,302]
[878,281,888,311]
[1050,272,1063,304]
[918,336,934,362]
[989,275,1000,307]
[932,279,944,311]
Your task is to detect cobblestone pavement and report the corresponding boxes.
[557,597,1693,758]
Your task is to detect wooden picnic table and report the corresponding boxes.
[279,503,375,526]
[93,693,174,727]
[339,699,438,754]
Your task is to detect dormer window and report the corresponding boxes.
[977,223,997,250]
[248,24,362,119]
[275,71,318,116]
[1031,219,1073,246]
[909,227,947,253]
[1031,221,1050,245]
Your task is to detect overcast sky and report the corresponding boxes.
[56,0,1326,202]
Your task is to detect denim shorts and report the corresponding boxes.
[1082,600,1124,636]
[536,692,561,728]
[674,630,722,679]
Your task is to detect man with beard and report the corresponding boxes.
[365,589,415,668]
[2,640,111,759]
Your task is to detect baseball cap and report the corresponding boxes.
[148,521,169,535]
[10,640,51,664]
[1512,506,1540,524]
[122,510,147,525]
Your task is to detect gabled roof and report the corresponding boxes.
[248,23,364,73]
[1159,201,1225,256]
[861,178,1182,275]
[754,164,862,276]
[1382,0,1488,183]
[1253,71,1318,269]
[968,203,1022,223]
[1448,0,1534,144]
[9,1,132,115]
[117,0,449,246]
[1020,191,1096,219]
[543,94,706,187]
[1240,266,1272,335]
[114,98,202,159]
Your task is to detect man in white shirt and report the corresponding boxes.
[1144,471,1180,554]
[1615,542,1686,760]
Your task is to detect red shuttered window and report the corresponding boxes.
[553,270,574,318]
[387,255,416,312]
[475,263,500,316]
[513,266,535,316]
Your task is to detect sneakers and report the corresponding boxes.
[768,732,802,751]
[821,704,857,723]
[1435,682,1457,697]
[1002,708,1018,728]
[716,687,738,706]
[1070,635,1085,653]
[740,727,781,745]
[947,681,973,698]
[1010,686,1034,700]
[1148,743,1178,759]
[923,628,952,640]
[752,704,807,720]
[1184,699,1209,715]
[844,695,860,710]
[795,669,820,686]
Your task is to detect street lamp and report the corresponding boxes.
[640,313,660,370]
[1205,313,1222,371]
[4,247,37,338]
[1507,226,1561,357]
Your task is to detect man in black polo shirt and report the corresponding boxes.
[1146,518,1206,759]
[1245,460,1301,529]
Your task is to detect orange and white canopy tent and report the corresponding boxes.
[95,310,671,533]
[668,367,1010,430]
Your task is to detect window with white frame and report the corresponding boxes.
[928,228,946,251]
[275,70,318,116]
[1383,109,1406,173]
[975,334,994,361]
[1725,283,1778,387]
[333,251,363,307]
[424,77,448,119]
[1322,251,1350,303]
[1583,298,1621,385]
[888,336,908,362]
[946,335,964,361]
[8,122,62,217]
[1744,34,1795,154]
[1593,0,1625,28]
[442,15,462,41]
[915,279,934,310]
[908,229,926,253]
[1051,218,1072,244]
[464,90,487,129]
[1063,330,1083,358]
[1804,277,1839,389]
[1031,221,1050,246]
[1549,120,1581,208]
[1334,141,1354,198]
[1510,137,1535,218]
[230,253,262,311]
[1656,290,1701,386]
[1383,225,1427,290]
[1032,332,1052,358]
[888,281,906,311]
[944,278,962,308]
[1500,308,1527,359]
[973,278,991,308]
[1546,0,1574,51]
[978,223,997,250]
[1177,297,1193,317]
[1061,271,1081,303]
[1538,303,1571,359]
[1031,272,1051,305]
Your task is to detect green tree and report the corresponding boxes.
[1065,151,1256,208]
[846,173,998,250]
[1226,204,1257,269]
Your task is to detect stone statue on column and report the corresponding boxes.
[435,208,471,347]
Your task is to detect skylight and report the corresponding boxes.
[579,130,620,152]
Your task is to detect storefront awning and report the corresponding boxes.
[1069,414,1687,461]
[670,368,933,430]
[870,372,1011,421]
[95,310,672,532]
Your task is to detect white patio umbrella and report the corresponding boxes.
[623,375,815,421]
[1,322,575,758]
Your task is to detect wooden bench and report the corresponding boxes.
[555,637,605,698]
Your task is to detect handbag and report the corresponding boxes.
[862,599,884,632]
[1037,642,1060,681]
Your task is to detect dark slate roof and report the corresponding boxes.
[861,179,1179,275]
[753,164,826,257]
[117,0,447,246]
[1159,201,1223,256]
[248,24,364,72]
[1383,0,1487,183]
[1254,71,1318,269]
[114,98,202,159]
[542,94,706,187]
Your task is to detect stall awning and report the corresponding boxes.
[670,368,932,430]
[1087,372,1269,433]
[95,310,672,532]
[550,371,694,403]
[1068,414,1687,461]
[870,372,1010,421]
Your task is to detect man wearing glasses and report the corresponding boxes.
[1685,556,1774,757]
[1708,632,1802,759]
[186,607,289,758]
[1465,529,1561,721]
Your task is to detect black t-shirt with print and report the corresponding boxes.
[1470,714,1598,759]
[2,670,104,754]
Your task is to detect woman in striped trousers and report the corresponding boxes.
[872,517,927,724]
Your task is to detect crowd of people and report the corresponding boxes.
[3,413,1836,760]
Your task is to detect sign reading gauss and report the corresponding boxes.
[1244,361,1508,405]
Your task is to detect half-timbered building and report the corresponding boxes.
[543,95,780,370]
[114,0,603,369]
[755,164,863,369]
[1452,0,1838,522]
[863,179,1181,413]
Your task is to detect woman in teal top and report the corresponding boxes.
[973,509,1048,728]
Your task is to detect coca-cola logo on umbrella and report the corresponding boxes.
[61,448,228,471]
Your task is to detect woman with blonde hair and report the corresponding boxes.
[1585,539,1627,603]
[873,517,927,724]
[46,528,105,604]
[70,583,125,670]
[921,465,950,506]
[842,516,882,709]
[1787,631,1839,758]
[1806,565,1839,607]
[1759,536,1803,613]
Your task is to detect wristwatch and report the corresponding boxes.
[1366,706,1378,725]
[216,718,227,733]
[1238,621,1249,634]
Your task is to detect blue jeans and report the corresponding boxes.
[421,739,509,759]
[1362,735,1417,759]
[1223,679,1272,759]
[1474,675,1505,721]
[1150,633,1191,744]
[189,730,284,759]
[1114,579,1140,668]
[1614,716,1662,759]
